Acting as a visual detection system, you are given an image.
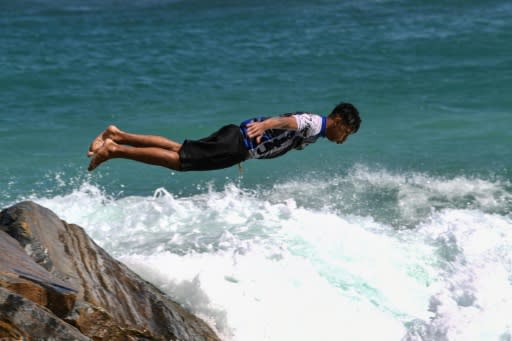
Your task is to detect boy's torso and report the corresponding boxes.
[240,112,326,159]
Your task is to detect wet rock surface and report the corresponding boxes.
[0,201,220,341]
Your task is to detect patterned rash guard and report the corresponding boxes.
[240,112,327,159]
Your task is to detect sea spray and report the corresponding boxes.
[406,210,512,340]
[30,167,512,340]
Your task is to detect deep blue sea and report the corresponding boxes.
[2,1,512,340]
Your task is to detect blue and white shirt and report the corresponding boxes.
[240,112,327,159]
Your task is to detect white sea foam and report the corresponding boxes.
[405,209,512,340]
[30,167,512,340]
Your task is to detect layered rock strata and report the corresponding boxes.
[0,201,220,341]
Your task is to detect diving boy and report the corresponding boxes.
[87,102,361,172]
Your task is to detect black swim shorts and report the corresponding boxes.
[179,124,249,171]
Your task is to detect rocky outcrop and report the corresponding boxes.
[0,201,220,341]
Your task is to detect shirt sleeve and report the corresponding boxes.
[294,113,323,138]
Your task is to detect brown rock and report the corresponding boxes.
[0,201,220,341]
[0,286,89,340]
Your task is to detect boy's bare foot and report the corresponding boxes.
[88,138,116,171]
[87,125,120,157]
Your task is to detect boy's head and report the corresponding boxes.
[329,102,361,133]
[326,102,361,144]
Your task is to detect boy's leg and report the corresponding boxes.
[88,139,181,171]
[88,125,182,156]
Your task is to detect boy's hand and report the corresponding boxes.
[245,116,297,144]
[246,121,268,144]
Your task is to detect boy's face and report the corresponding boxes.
[326,119,354,144]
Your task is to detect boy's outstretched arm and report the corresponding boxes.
[246,116,298,143]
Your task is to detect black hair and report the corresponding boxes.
[329,102,361,133]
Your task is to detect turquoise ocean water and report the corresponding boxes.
[2,1,512,340]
